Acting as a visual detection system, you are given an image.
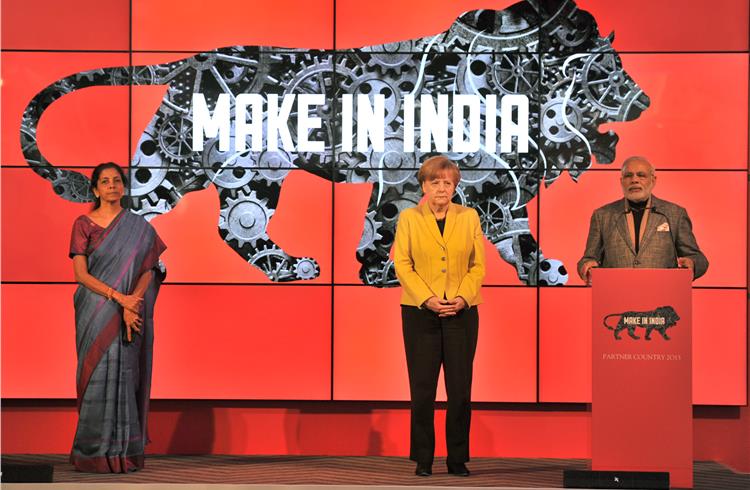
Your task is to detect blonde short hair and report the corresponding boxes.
[417,156,461,186]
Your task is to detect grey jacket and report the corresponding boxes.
[578,195,708,279]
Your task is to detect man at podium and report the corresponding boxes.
[577,156,708,284]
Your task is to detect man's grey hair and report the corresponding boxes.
[621,156,655,175]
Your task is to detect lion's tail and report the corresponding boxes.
[602,313,621,330]
[21,65,153,203]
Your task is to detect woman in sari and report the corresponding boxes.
[69,162,166,472]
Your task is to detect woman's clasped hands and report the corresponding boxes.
[423,296,467,317]
[114,292,143,342]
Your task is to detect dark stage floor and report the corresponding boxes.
[2,454,748,489]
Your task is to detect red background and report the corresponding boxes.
[1,0,748,471]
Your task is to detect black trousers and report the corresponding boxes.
[401,305,479,465]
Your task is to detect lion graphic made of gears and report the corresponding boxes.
[21,0,649,286]
[602,306,681,341]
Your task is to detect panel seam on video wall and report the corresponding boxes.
[536,47,543,403]
[331,0,337,402]
[2,281,747,290]
[128,0,133,213]
[5,49,750,55]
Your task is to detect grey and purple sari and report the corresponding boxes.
[69,209,166,473]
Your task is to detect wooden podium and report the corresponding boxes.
[591,268,693,488]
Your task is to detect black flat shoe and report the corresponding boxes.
[415,463,432,476]
[446,462,470,476]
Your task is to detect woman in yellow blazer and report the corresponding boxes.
[393,155,486,477]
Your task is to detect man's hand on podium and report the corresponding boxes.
[579,260,599,285]
[677,257,694,272]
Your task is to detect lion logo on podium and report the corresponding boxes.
[603,306,681,341]
[20,0,649,286]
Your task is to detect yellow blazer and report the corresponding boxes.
[393,202,486,307]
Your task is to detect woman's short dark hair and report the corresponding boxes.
[417,156,461,186]
[90,162,127,209]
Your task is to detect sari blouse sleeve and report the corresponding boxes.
[69,217,91,258]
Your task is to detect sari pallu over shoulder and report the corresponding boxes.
[72,210,166,473]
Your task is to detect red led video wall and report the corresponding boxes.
[1,0,747,405]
